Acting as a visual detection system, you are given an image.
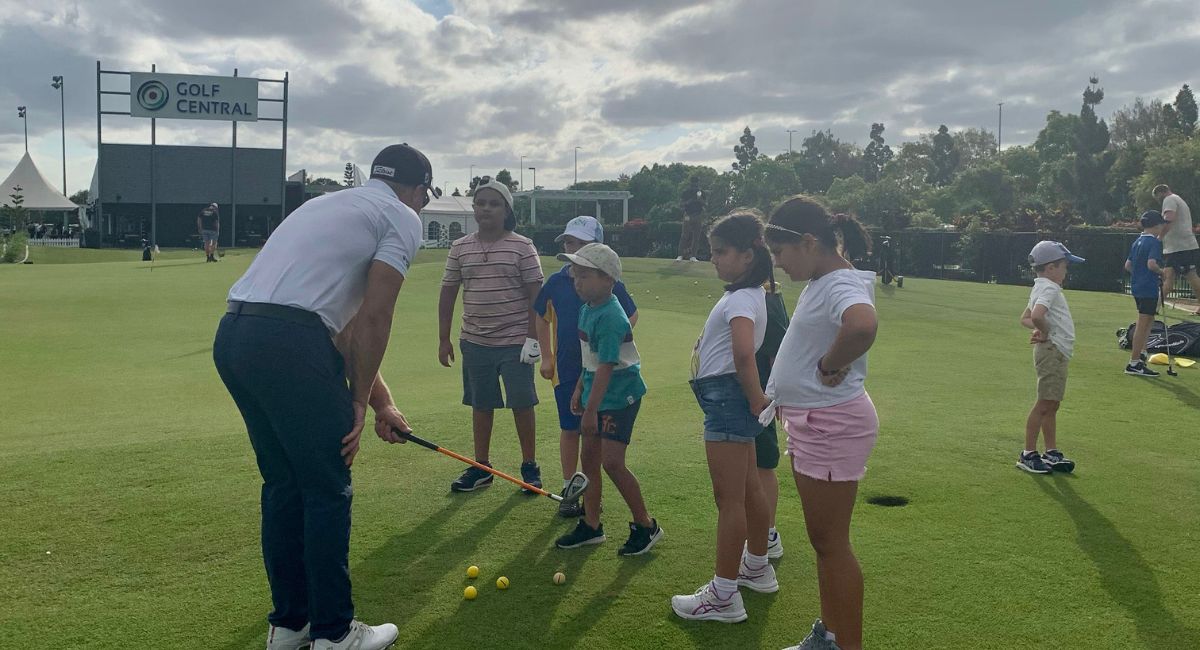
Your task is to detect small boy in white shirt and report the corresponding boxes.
[1018,241,1083,474]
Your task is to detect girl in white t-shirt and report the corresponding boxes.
[765,196,878,650]
[671,211,778,624]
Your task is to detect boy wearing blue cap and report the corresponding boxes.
[1124,211,1169,377]
[1018,241,1083,474]
[534,216,639,517]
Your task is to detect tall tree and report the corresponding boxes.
[861,122,894,182]
[1175,83,1197,136]
[343,162,355,186]
[69,189,89,205]
[951,128,998,167]
[732,126,759,172]
[928,125,959,187]
[495,169,519,191]
[794,129,860,193]
[1110,98,1175,148]
[1073,76,1113,222]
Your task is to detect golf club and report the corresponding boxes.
[394,428,588,504]
[1161,287,1178,376]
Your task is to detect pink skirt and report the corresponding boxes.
[780,392,878,482]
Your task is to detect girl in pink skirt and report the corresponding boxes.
[763,196,879,650]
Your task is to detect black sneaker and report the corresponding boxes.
[555,520,606,549]
[519,461,542,494]
[1042,449,1076,473]
[1125,361,1160,377]
[450,463,494,492]
[618,519,663,556]
[1015,451,1050,474]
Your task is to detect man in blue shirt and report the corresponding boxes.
[1124,210,1168,377]
[534,216,637,517]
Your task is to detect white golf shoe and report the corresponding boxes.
[266,623,310,650]
[767,528,784,559]
[671,581,748,623]
[311,620,398,650]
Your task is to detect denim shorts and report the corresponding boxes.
[690,373,763,443]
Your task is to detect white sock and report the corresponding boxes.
[1023,449,1036,457]
[711,576,738,601]
[768,527,778,540]
[743,551,768,570]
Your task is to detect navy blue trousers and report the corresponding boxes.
[213,312,354,640]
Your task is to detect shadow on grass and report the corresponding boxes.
[1034,476,1199,647]
[554,552,658,649]
[218,490,485,650]
[165,347,213,361]
[1146,375,1200,409]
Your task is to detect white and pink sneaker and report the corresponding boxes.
[670,582,748,623]
[738,554,779,593]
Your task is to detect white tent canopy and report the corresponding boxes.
[1,152,77,210]
[421,194,476,243]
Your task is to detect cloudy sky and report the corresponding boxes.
[1,0,1197,197]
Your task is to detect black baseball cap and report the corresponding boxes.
[1140,210,1166,228]
[370,143,433,187]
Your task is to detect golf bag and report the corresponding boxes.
[141,239,153,261]
[1116,320,1200,356]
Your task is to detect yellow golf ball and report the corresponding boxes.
[553,572,566,585]
[496,576,509,590]
[466,565,479,579]
[463,585,477,600]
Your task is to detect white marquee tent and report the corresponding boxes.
[1,152,82,228]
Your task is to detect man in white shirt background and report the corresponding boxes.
[1153,184,1200,302]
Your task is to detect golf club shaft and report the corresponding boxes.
[1162,288,1177,375]
[394,428,559,500]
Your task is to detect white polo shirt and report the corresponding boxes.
[228,179,423,334]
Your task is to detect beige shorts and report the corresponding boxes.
[1034,342,1068,401]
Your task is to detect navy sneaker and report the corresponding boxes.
[450,463,494,492]
[617,519,663,556]
[555,520,606,549]
[1125,361,1160,377]
[519,461,542,494]
[1042,449,1076,473]
[1015,451,1050,474]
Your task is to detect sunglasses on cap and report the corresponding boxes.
[422,185,443,207]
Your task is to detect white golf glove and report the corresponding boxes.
[757,398,778,427]
[520,337,541,364]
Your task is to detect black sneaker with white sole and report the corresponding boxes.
[1125,361,1160,377]
[450,463,494,492]
[555,520,606,549]
[1016,451,1050,474]
[519,461,542,494]
[617,519,663,556]
[1042,449,1076,473]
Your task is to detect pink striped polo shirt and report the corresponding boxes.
[442,231,544,347]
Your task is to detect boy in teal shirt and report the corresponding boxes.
[553,243,663,556]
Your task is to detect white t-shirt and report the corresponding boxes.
[1161,193,1197,254]
[228,179,423,335]
[767,269,876,409]
[1027,277,1075,358]
[692,287,767,379]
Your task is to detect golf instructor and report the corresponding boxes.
[213,144,432,650]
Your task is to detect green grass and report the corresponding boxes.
[2,251,1198,649]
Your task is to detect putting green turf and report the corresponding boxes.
[2,251,1198,649]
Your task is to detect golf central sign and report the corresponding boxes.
[129,72,258,122]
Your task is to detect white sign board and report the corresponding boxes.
[129,72,258,121]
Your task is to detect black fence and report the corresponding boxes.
[525,221,1194,299]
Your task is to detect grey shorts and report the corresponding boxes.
[460,340,538,410]
[201,230,218,244]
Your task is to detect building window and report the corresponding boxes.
[448,222,463,239]
[428,221,442,240]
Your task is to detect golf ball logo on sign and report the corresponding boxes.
[136,80,170,112]
[129,72,259,122]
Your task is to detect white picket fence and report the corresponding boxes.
[27,237,79,248]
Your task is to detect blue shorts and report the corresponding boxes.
[554,379,582,431]
[202,230,218,245]
[690,373,763,443]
